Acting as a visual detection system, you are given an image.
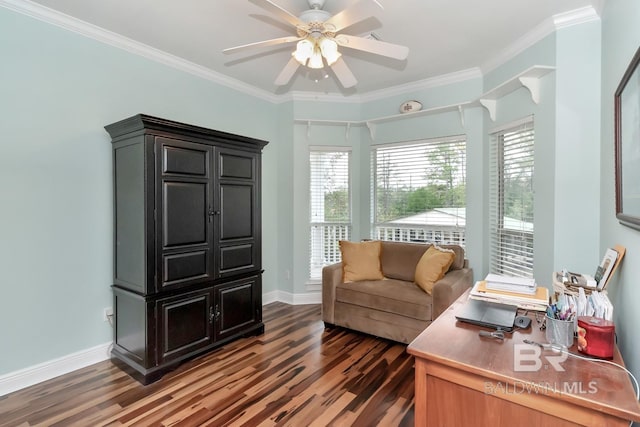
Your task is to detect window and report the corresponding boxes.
[489,117,535,278]
[309,148,351,280]
[371,136,466,245]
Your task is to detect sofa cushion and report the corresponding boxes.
[414,245,455,295]
[380,241,465,281]
[380,241,428,281]
[339,240,384,282]
[335,278,432,321]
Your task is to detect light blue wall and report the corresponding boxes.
[0,7,278,375]
[554,21,601,273]
[600,0,640,385]
[272,102,294,293]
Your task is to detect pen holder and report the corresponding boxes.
[545,315,574,348]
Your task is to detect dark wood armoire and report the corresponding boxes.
[105,114,268,384]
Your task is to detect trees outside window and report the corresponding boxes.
[372,137,466,244]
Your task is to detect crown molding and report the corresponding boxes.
[481,6,600,75]
[358,68,483,103]
[480,16,556,74]
[553,6,600,30]
[0,0,282,104]
[288,91,363,103]
[285,67,483,104]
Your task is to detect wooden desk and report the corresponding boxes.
[407,291,640,426]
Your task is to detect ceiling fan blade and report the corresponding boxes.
[275,57,300,86]
[331,57,357,88]
[223,36,301,54]
[323,0,384,33]
[250,0,305,28]
[335,34,409,60]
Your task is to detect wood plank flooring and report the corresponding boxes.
[0,303,415,426]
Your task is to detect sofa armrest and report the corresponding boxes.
[322,262,343,324]
[432,268,473,319]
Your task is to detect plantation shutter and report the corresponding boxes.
[371,136,466,244]
[309,147,351,280]
[489,117,535,278]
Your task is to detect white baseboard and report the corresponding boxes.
[262,290,281,305]
[0,342,111,397]
[0,293,321,397]
[263,290,322,305]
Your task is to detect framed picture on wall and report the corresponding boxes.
[615,45,640,231]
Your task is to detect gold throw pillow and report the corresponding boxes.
[339,240,384,282]
[415,245,455,294]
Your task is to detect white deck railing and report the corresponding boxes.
[375,224,466,246]
[309,223,351,280]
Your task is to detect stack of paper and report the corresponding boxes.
[470,280,549,312]
[484,273,537,295]
[575,287,613,321]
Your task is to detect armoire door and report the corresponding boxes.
[214,147,260,278]
[156,288,214,365]
[214,275,260,341]
[156,137,215,292]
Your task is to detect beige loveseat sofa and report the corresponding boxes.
[322,240,473,344]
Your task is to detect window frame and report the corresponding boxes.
[308,146,352,281]
[489,116,535,278]
[370,135,467,245]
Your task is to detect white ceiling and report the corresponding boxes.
[21,0,603,97]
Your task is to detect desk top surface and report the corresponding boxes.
[407,289,640,422]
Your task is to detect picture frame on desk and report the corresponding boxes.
[615,45,640,231]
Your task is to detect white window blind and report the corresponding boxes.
[309,148,351,280]
[371,136,466,245]
[489,118,535,278]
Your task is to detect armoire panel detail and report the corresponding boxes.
[161,140,208,176]
[220,244,254,272]
[113,289,149,366]
[220,184,253,240]
[114,143,146,292]
[158,291,212,363]
[106,114,267,385]
[162,182,207,247]
[217,280,256,339]
[163,250,209,285]
[220,153,253,179]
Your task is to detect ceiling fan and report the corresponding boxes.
[223,0,409,88]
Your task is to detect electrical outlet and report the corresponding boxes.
[103,307,113,322]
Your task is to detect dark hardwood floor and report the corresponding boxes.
[0,303,415,426]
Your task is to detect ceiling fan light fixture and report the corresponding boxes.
[292,39,314,65]
[307,48,324,69]
[225,0,408,88]
[320,38,341,65]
